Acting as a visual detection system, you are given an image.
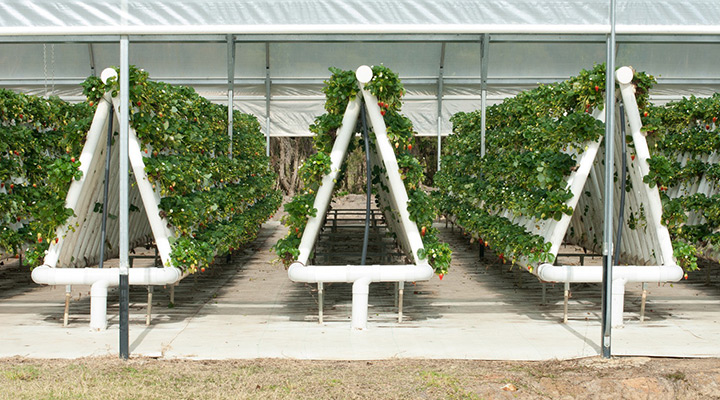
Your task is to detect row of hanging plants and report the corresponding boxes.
[434,64,657,269]
[79,67,281,273]
[642,93,720,269]
[0,90,93,265]
[273,66,452,276]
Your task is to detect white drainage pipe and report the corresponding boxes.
[32,265,181,330]
[288,261,433,330]
[536,263,682,327]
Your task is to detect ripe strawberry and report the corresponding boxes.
[201,267,206,273]
[9,184,14,189]
[643,111,649,117]
[136,101,142,106]
[706,125,711,130]
[70,157,76,163]
[684,273,688,280]
[89,101,94,107]
[631,155,636,161]
[16,217,20,222]
[380,110,386,116]
[55,238,59,244]
[421,226,427,236]
[37,237,43,243]
[594,85,599,92]
[407,144,413,151]
[377,101,383,107]
[438,274,444,281]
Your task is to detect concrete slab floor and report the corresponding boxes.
[0,220,719,360]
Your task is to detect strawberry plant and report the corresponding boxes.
[82,66,281,273]
[642,94,720,269]
[0,90,93,266]
[436,64,655,269]
[274,66,451,275]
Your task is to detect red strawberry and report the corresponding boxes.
[16,217,21,222]
[9,184,14,189]
[407,144,413,151]
[380,110,386,116]
[438,274,444,281]
[631,155,636,161]
[70,157,76,163]
[201,267,206,273]
[377,101,383,107]
[706,125,711,130]
[89,101,94,107]
[55,238,59,244]
[137,101,142,106]
[684,273,688,280]
[594,85,599,92]
[37,237,43,243]
[421,226,427,236]
[643,111,649,117]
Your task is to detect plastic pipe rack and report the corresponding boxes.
[536,66,683,327]
[288,66,433,330]
[32,68,183,330]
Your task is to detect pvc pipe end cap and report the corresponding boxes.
[356,65,373,84]
[616,66,634,84]
[100,68,118,84]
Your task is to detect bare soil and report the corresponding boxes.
[1,356,719,399]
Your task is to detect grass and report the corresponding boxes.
[0,357,717,399]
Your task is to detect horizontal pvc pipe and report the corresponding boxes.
[617,66,675,266]
[296,96,362,265]
[288,262,433,284]
[32,265,181,330]
[535,263,683,283]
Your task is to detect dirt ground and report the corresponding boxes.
[1,356,719,399]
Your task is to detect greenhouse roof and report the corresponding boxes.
[2,0,720,36]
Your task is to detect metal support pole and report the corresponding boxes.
[601,0,617,359]
[264,42,271,157]
[318,282,324,324]
[119,35,130,360]
[563,282,570,323]
[480,34,489,157]
[640,282,647,322]
[227,34,235,158]
[98,106,113,269]
[437,43,446,172]
[146,285,153,326]
[63,284,71,326]
[398,281,404,323]
[88,44,96,77]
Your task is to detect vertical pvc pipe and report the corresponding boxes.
[63,285,71,326]
[437,43,445,172]
[601,0,617,359]
[351,277,371,330]
[118,35,130,360]
[360,102,371,266]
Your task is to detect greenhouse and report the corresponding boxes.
[1,0,720,361]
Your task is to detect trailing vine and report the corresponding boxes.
[0,90,93,265]
[274,66,451,275]
[82,67,281,273]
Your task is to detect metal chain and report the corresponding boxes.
[50,44,55,96]
[43,44,48,98]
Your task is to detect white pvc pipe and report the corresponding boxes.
[288,261,433,330]
[32,265,181,330]
[296,96,362,265]
[536,262,682,327]
[44,93,113,267]
[359,81,426,264]
[616,66,675,266]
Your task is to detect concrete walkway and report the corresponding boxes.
[1,220,719,360]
